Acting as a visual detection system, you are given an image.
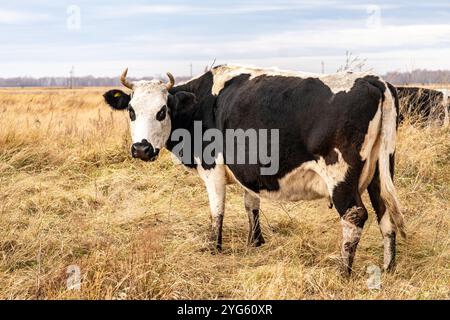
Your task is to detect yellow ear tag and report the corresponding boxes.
[114,92,121,98]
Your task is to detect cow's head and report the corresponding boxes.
[103,69,196,162]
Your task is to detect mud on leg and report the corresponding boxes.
[244,190,265,247]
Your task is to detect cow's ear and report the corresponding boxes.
[168,91,197,116]
[103,90,130,110]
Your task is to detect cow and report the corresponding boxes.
[103,65,406,275]
[396,86,450,126]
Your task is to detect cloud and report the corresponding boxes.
[0,9,51,24]
[2,22,449,70]
[94,1,448,19]
[3,46,450,78]
[117,23,450,60]
[96,1,339,18]
[1,1,450,77]
[246,24,450,52]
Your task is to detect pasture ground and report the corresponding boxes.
[0,87,449,299]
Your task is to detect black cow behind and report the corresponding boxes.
[396,86,449,125]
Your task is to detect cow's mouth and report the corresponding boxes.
[134,153,159,162]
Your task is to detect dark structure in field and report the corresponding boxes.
[396,86,449,126]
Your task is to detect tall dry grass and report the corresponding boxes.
[0,87,449,299]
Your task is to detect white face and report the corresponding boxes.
[128,80,172,150]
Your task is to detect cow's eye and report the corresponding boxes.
[156,105,167,121]
[128,105,136,121]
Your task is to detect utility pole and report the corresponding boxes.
[190,63,193,78]
[69,66,75,89]
[321,61,325,74]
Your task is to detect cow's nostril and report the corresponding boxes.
[131,145,138,157]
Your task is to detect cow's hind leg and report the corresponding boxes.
[333,186,368,276]
[244,191,265,247]
[368,167,396,272]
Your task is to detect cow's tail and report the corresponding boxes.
[378,83,406,238]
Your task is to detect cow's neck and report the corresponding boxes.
[166,71,216,153]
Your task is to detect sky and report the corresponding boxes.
[1,0,450,78]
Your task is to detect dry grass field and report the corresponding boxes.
[0,86,449,300]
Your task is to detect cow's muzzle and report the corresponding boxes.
[131,140,159,162]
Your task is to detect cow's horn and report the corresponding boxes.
[166,72,175,90]
[120,68,134,90]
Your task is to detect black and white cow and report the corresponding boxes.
[103,65,406,275]
[396,86,450,126]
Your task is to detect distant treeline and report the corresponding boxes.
[0,75,192,88]
[1,70,449,87]
[383,69,450,85]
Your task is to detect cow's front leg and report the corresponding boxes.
[197,163,226,252]
[244,191,265,247]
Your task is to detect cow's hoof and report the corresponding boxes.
[208,243,222,254]
[248,235,265,247]
[340,264,352,278]
[383,262,396,273]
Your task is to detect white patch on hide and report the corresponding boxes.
[211,65,371,96]
[359,103,382,191]
[261,148,349,201]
